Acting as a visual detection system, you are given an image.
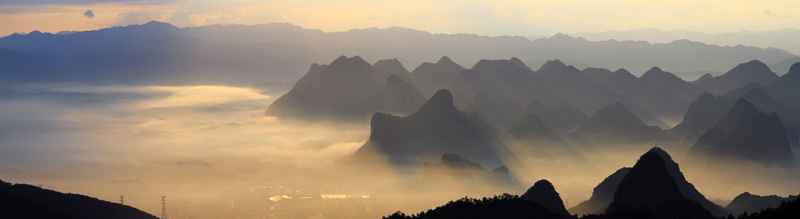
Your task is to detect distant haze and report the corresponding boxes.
[2,0,800,40]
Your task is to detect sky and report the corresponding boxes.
[1,0,799,37]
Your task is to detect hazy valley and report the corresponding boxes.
[1,16,800,219]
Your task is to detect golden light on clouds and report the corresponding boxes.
[133,86,270,109]
[1,0,798,37]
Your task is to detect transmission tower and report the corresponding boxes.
[120,195,124,205]
[160,196,167,219]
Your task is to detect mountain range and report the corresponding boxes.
[1,21,796,85]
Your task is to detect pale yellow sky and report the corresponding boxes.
[0,0,798,37]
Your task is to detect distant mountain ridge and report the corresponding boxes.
[0,21,795,85]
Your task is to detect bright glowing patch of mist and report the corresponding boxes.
[0,84,375,218]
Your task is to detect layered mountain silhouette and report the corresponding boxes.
[584,67,688,119]
[267,56,425,121]
[571,148,726,217]
[520,100,588,131]
[351,90,505,167]
[0,179,157,219]
[695,60,779,95]
[725,192,799,216]
[521,180,571,217]
[687,98,796,167]
[605,149,715,219]
[411,56,465,95]
[422,153,510,187]
[574,103,670,144]
[671,93,731,144]
[640,67,707,103]
[537,63,627,117]
[3,22,794,84]
[507,113,563,143]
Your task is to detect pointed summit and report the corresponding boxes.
[606,150,715,219]
[694,73,714,83]
[380,75,425,115]
[728,60,772,77]
[688,97,796,167]
[411,56,465,94]
[267,55,386,120]
[579,103,646,132]
[648,147,729,216]
[437,56,457,66]
[767,62,800,95]
[671,93,729,139]
[351,90,505,166]
[509,57,527,68]
[696,60,778,94]
[644,67,665,75]
[374,58,412,82]
[641,66,707,103]
[374,58,410,75]
[576,102,669,144]
[716,98,761,132]
[612,68,638,81]
[789,62,800,74]
[415,89,457,115]
[537,59,567,72]
[522,180,570,217]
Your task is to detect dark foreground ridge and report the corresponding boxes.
[0,179,157,219]
[383,148,800,219]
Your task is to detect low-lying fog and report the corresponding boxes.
[0,84,797,218]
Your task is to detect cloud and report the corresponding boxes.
[83,9,94,18]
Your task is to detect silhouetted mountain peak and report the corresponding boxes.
[548,33,587,43]
[613,68,637,80]
[438,153,484,170]
[386,74,403,85]
[614,151,683,200]
[538,59,568,72]
[725,98,761,123]
[789,62,800,74]
[141,20,178,29]
[695,73,714,82]
[725,192,800,216]
[437,56,458,67]
[697,92,716,102]
[326,55,374,73]
[583,102,646,129]
[607,150,715,219]
[522,179,570,216]
[725,60,775,78]
[648,147,671,160]
[374,58,409,74]
[415,89,458,116]
[642,67,670,78]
